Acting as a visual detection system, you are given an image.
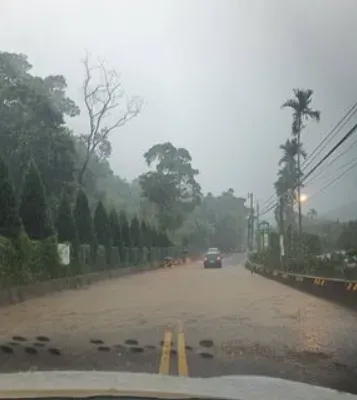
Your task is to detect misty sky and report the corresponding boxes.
[1,0,357,216]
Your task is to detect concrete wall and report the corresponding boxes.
[246,260,357,310]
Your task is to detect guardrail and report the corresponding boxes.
[245,259,357,309]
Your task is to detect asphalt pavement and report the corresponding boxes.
[0,253,357,393]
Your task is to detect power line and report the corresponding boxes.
[301,123,357,184]
[260,194,277,213]
[260,200,278,217]
[260,188,282,215]
[260,123,357,217]
[261,193,275,208]
[308,158,357,202]
[301,101,357,171]
[259,104,357,217]
[304,138,357,186]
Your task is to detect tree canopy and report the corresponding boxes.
[139,142,201,231]
[0,50,250,257]
[177,189,248,252]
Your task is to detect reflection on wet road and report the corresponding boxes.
[0,253,356,393]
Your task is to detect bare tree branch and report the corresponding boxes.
[78,50,143,184]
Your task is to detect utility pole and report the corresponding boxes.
[279,196,285,270]
[255,202,260,251]
[250,194,255,251]
[246,193,250,251]
[246,193,254,251]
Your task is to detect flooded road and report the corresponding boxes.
[0,253,356,393]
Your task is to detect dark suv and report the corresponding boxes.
[204,248,222,268]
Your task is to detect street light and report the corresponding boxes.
[299,193,308,203]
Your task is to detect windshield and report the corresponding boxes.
[1,0,357,397]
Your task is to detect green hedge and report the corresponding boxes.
[249,250,357,280]
[0,234,182,288]
[0,233,60,287]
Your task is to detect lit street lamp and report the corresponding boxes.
[299,193,308,203]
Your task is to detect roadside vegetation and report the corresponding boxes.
[0,51,248,286]
[252,89,357,279]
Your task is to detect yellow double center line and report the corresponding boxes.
[177,330,188,376]
[158,330,189,376]
[158,331,172,375]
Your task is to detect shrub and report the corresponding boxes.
[57,193,78,244]
[0,236,21,287]
[94,201,111,264]
[119,211,131,248]
[130,216,142,248]
[109,209,121,248]
[40,236,60,279]
[0,156,22,240]
[74,190,96,263]
[20,162,53,240]
[96,245,106,269]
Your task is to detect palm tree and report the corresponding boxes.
[307,208,317,220]
[282,89,320,234]
[279,138,307,203]
[274,167,296,229]
[279,138,306,166]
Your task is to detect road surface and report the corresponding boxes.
[0,253,357,393]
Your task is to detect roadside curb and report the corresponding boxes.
[245,260,357,309]
[0,263,163,308]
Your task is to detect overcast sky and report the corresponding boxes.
[1,0,357,215]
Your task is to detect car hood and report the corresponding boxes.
[0,371,354,400]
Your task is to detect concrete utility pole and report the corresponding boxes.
[255,201,259,251]
[247,193,254,251]
[279,196,285,270]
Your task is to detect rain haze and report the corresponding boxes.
[1,0,357,216]
[3,2,357,393]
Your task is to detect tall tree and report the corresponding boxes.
[94,201,111,247]
[78,51,143,184]
[20,161,53,240]
[307,208,317,221]
[57,193,78,244]
[150,226,159,247]
[0,52,79,201]
[109,209,121,248]
[140,221,150,248]
[74,190,95,246]
[279,138,306,167]
[177,190,248,252]
[274,169,295,231]
[139,142,201,231]
[282,89,320,233]
[0,154,22,239]
[119,211,131,248]
[274,138,307,231]
[157,230,171,247]
[130,216,142,247]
